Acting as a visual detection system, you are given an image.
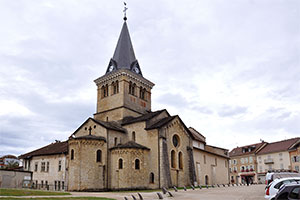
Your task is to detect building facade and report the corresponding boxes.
[229,142,266,184]
[20,18,229,191]
[289,140,300,173]
[190,128,229,185]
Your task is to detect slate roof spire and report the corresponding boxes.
[105,17,143,76]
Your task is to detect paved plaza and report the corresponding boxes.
[70,184,266,200]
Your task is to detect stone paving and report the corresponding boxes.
[70,184,266,200]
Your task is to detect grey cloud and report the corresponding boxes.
[218,106,248,117]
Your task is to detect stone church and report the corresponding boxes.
[20,18,230,191]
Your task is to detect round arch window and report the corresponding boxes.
[172,134,180,147]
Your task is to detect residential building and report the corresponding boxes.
[288,140,300,172]
[20,141,68,190]
[229,142,267,184]
[256,137,300,183]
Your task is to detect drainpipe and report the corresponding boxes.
[106,128,109,190]
[158,129,161,189]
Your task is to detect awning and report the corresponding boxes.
[240,173,255,176]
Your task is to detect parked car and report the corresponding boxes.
[265,177,300,200]
[266,172,300,185]
[274,183,300,200]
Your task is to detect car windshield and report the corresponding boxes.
[275,180,299,189]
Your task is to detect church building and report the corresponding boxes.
[19,17,229,191]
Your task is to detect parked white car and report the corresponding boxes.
[265,177,300,200]
[265,172,300,185]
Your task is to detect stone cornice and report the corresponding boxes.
[94,69,155,88]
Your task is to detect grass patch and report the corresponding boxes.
[0,198,115,200]
[0,188,70,196]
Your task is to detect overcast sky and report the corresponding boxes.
[0,0,299,157]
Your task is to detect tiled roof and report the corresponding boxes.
[110,141,150,150]
[229,142,266,157]
[19,141,68,159]
[189,127,206,143]
[121,110,166,125]
[0,155,18,159]
[257,137,300,155]
[91,118,126,132]
[146,116,176,129]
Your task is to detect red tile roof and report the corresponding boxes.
[229,142,266,157]
[257,137,300,155]
[19,141,68,159]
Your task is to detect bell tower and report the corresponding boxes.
[94,18,154,121]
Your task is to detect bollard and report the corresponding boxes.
[183,186,187,191]
[199,185,202,189]
[157,192,163,199]
[228,183,230,187]
[137,193,143,200]
[212,185,215,188]
[191,185,195,190]
[124,197,128,200]
[173,186,178,192]
[222,184,225,187]
[167,191,173,197]
[206,185,209,189]
[162,187,168,194]
[131,195,137,200]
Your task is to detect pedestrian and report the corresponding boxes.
[246,177,249,186]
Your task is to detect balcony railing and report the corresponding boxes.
[264,158,274,164]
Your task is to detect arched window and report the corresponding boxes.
[129,81,133,95]
[118,158,123,169]
[140,87,146,100]
[205,175,209,185]
[171,150,176,168]
[96,150,102,162]
[112,81,119,94]
[132,131,136,142]
[135,159,140,170]
[101,86,105,98]
[150,172,154,183]
[105,84,109,97]
[132,83,136,95]
[71,149,74,160]
[178,152,183,169]
[114,137,118,146]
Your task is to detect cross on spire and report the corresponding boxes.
[123,2,128,21]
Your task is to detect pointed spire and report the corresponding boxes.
[106,21,142,76]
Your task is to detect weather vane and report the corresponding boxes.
[123,2,128,21]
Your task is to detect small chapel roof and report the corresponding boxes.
[121,109,166,125]
[19,141,68,159]
[146,116,176,129]
[92,118,126,133]
[110,141,150,150]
